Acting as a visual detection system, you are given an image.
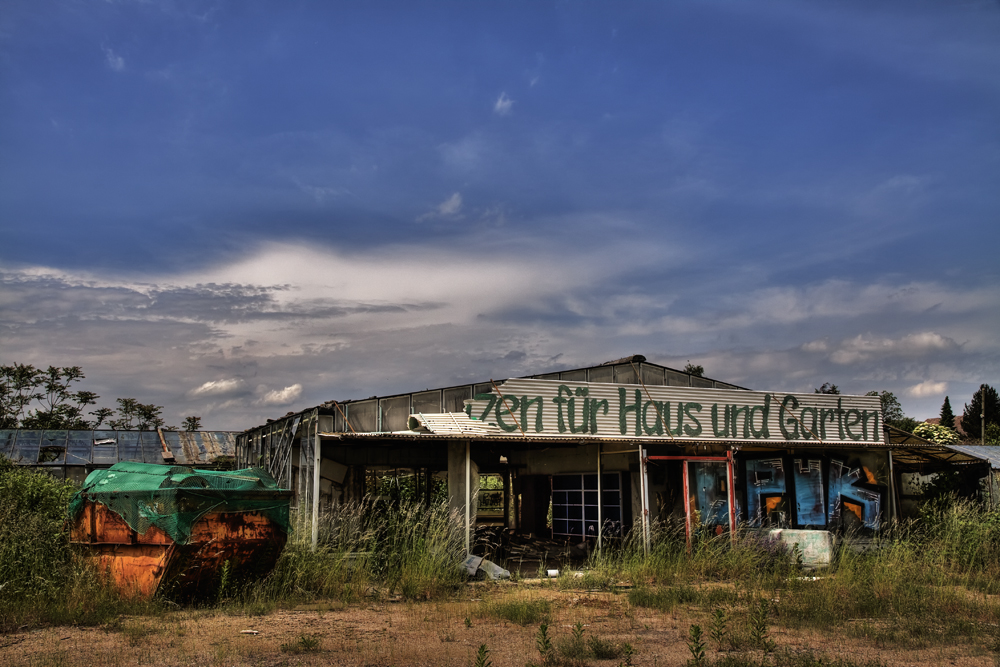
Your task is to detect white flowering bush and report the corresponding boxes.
[913,422,961,445]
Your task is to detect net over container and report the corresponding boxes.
[69,461,292,599]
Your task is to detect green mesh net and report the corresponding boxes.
[69,461,291,545]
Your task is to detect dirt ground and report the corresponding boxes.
[1,584,996,667]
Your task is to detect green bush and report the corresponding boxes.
[0,457,77,602]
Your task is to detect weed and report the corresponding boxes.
[713,650,887,666]
[627,585,700,612]
[709,608,728,650]
[465,615,473,628]
[687,624,707,666]
[480,597,551,625]
[619,642,635,667]
[588,635,627,659]
[280,633,322,654]
[120,620,159,647]
[556,621,588,663]
[535,622,553,664]
[472,643,493,667]
[748,599,775,653]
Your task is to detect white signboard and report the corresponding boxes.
[465,379,884,444]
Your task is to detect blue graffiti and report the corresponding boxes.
[793,459,826,526]
[745,458,786,526]
[827,459,882,529]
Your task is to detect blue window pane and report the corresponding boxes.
[92,430,118,464]
[162,431,183,461]
[140,431,163,464]
[0,430,17,458]
[66,431,93,465]
[116,432,141,462]
[38,430,68,464]
[13,430,42,464]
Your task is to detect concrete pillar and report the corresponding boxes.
[447,440,479,550]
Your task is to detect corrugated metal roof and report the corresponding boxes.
[946,445,1000,469]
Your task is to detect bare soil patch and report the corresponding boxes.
[1,584,995,667]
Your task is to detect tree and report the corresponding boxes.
[814,383,840,395]
[961,384,1000,441]
[939,396,956,431]
[0,364,43,428]
[21,366,99,429]
[109,398,165,431]
[684,362,704,377]
[865,390,918,431]
[183,416,202,432]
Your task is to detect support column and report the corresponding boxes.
[639,446,650,555]
[597,444,603,552]
[887,450,898,523]
[448,440,478,556]
[312,409,321,550]
[297,413,314,545]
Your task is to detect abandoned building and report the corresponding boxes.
[0,428,237,483]
[235,355,994,560]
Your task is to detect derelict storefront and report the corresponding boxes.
[235,357,977,558]
[457,378,891,547]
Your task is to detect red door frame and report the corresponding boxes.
[647,451,737,545]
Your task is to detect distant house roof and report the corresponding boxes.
[0,429,237,468]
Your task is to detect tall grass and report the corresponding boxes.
[245,498,466,606]
[590,518,798,590]
[598,499,1000,650]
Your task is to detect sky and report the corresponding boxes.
[1,1,998,430]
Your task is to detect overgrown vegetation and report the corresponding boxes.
[5,455,1000,663]
[0,458,160,632]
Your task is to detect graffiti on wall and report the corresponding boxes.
[827,459,883,529]
[793,459,826,526]
[745,457,881,529]
[745,458,787,527]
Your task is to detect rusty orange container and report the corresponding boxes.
[68,462,291,600]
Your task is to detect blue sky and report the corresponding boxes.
[2,1,998,429]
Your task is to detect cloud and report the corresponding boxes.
[437,192,462,216]
[2,241,997,429]
[829,332,959,365]
[189,378,245,397]
[494,92,514,116]
[102,46,125,72]
[907,380,948,398]
[417,193,462,221]
[258,384,303,406]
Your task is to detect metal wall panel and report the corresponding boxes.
[588,366,613,383]
[380,395,411,432]
[411,390,442,415]
[443,386,472,413]
[640,365,665,386]
[666,370,691,387]
[347,400,377,432]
